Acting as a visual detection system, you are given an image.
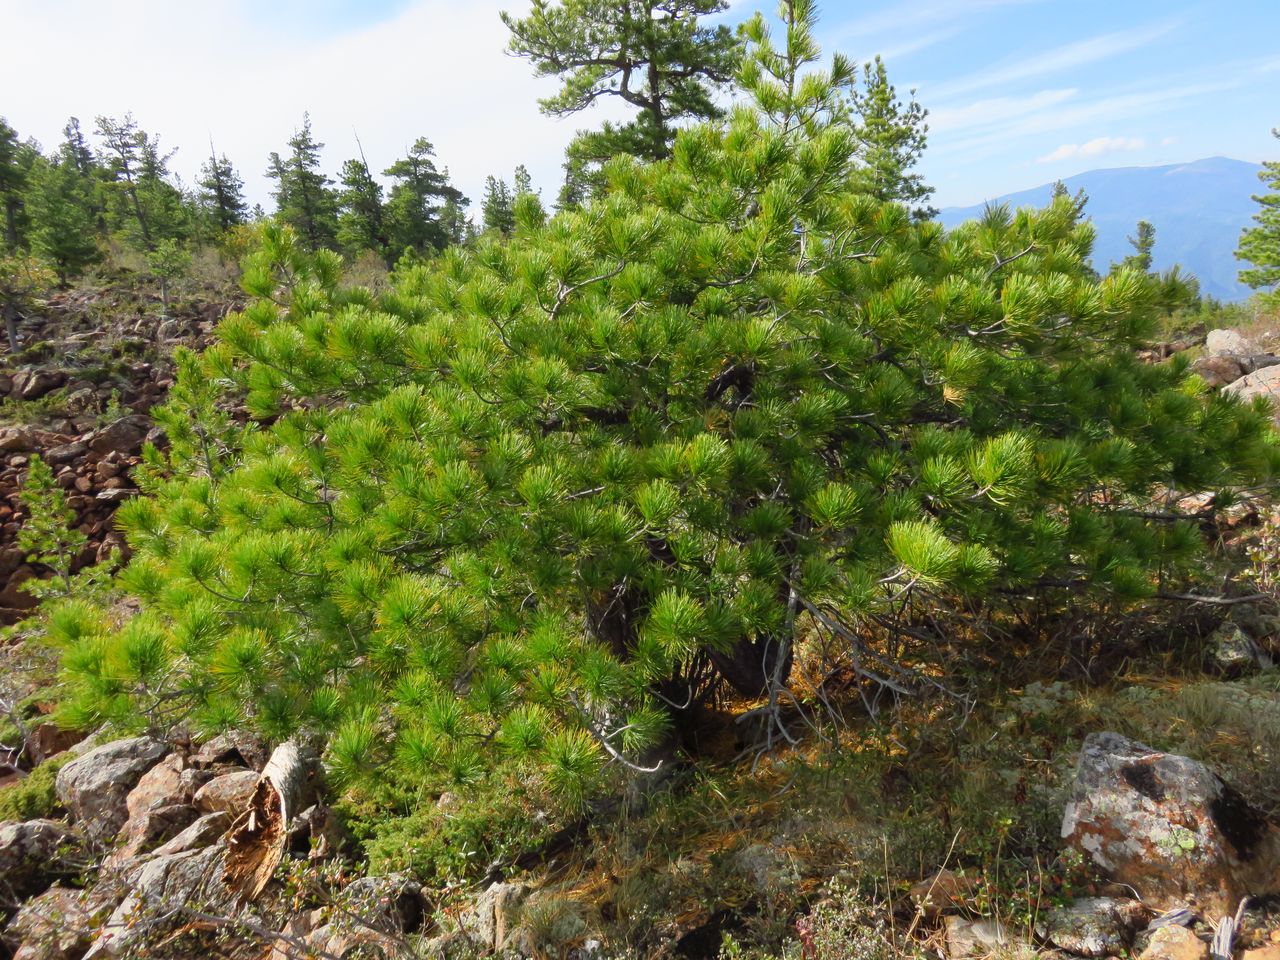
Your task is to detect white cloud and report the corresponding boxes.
[929,20,1179,100]
[930,89,1078,133]
[1037,136,1146,163]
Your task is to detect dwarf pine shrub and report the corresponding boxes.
[45,3,1279,811]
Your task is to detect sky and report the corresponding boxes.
[1,0,1277,214]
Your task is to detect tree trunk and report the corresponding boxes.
[222,738,318,903]
[2,302,18,353]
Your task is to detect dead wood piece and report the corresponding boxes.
[221,738,318,902]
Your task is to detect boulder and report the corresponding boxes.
[1139,925,1208,960]
[1242,948,1280,960]
[1036,897,1147,957]
[124,752,190,820]
[22,723,83,766]
[1061,732,1280,913]
[111,803,200,863]
[1206,623,1273,677]
[191,730,268,771]
[942,916,1010,958]
[0,820,80,900]
[41,442,87,467]
[87,416,151,457]
[465,881,530,953]
[15,369,64,401]
[1190,355,1245,388]
[1206,329,1258,359]
[0,427,40,453]
[908,868,976,918]
[4,886,104,960]
[55,737,168,842]
[86,842,228,958]
[192,769,259,814]
[1224,364,1280,411]
[150,810,231,857]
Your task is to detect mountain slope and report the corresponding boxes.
[937,157,1263,302]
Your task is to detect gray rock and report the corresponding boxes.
[1224,364,1280,412]
[87,416,151,457]
[1062,732,1280,914]
[1037,897,1147,957]
[1207,623,1273,676]
[4,885,101,960]
[42,442,87,466]
[465,881,530,952]
[0,820,80,900]
[943,916,1011,957]
[1139,924,1209,960]
[1206,329,1257,359]
[55,737,168,842]
[150,811,231,857]
[86,842,228,958]
[192,769,259,814]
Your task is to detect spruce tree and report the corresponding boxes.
[198,147,249,234]
[336,156,389,258]
[266,115,339,251]
[503,0,741,201]
[848,56,934,218]
[0,119,25,251]
[51,1,1280,818]
[1123,220,1156,273]
[1237,129,1280,301]
[25,156,99,284]
[481,175,515,234]
[383,138,465,255]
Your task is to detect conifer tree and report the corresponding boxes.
[1237,129,1280,301]
[25,156,99,284]
[383,138,465,255]
[336,156,389,258]
[1123,220,1156,273]
[198,147,249,234]
[95,114,156,247]
[848,56,934,218]
[52,0,1280,818]
[514,164,534,199]
[0,119,25,251]
[504,0,741,201]
[481,175,515,234]
[266,115,339,251]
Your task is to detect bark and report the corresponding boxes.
[221,738,317,902]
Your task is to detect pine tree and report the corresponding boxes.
[95,115,191,248]
[383,138,465,255]
[1123,220,1156,273]
[0,119,25,251]
[198,147,249,234]
[848,56,934,218]
[503,0,741,201]
[25,156,99,284]
[53,0,1279,824]
[481,175,515,234]
[336,156,388,258]
[1237,129,1280,300]
[514,164,534,199]
[266,115,339,251]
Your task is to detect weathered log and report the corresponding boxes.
[221,738,317,902]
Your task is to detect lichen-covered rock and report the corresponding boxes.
[190,730,268,771]
[465,881,530,952]
[1224,364,1280,413]
[1206,623,1273,677]
[0,820,80,900]
[1139,925,1208,960]
[942,916,1011,958]
[55,737,168,843]
[1062,732,1280,913]
[1036,897,1147,957]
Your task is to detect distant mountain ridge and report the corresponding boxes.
[937,157,1263,302]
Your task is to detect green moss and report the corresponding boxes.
[0,752,71,822]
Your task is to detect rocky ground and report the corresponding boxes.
[0,282,232,623]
